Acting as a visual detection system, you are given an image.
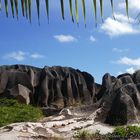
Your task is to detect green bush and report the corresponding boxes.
[73,130,91,139]
[73,129,102,140]
[0,98,43,127]
[73,126,140,140]
[110,125,140,139]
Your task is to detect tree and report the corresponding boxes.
[0,0,129,25]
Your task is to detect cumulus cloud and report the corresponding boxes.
[30,53,44,59]
[4,51,45,61]
[119,0,140,11]
[54,35,77,43]
[112,48,129,53]
[89,36,96,42]
[126,67,135,74]
[4,51,26,61]
[117,57,140,67]
[100,13,140,37]
[117,71,123,75]
[117,68,135,75]
[116,56,140,74]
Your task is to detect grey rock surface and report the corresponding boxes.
[1,65,140,125]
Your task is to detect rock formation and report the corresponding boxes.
[1,64,140,125]
[0,65,95,108]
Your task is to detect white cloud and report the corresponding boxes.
[89,36,96,42]
[126,67,135,74]
[4,51,26,61]
[118,71,123,75]
[117,57,140,67]
[116,56,140,74]
[117,67,135,75]
[30,53,44,59]
[4,51,45,61]
[119,0,140,11]
[112,48,129,53]
[100,13,140,37]
[54,35,77,43]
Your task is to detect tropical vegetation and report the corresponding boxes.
[73,125,140,139]
[0,0,129,25]
[0,98,43,127]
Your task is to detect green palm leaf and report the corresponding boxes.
[75,0,79,25]
[36,0,40,24]
[4,0,8,17]
[93,0,97,25]
[0,0,2,11]
[100,0,103,21]
[110,0,115,19]
[14,0,18,19]
[21,0,25,17]
[82,0,86,26]
[0,0,131,25]
[125,0,129,18]
[45,0,49,23]
[69,0,74,22]
[60,0,64,20]
[25,0,28,19]
[10,0,14,18]
[28,0,31,23]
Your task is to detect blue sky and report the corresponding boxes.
[0,0,140,83]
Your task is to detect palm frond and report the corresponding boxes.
[69,0,74,22]
[14,0,18,19]
[0,0,2,11]
[25,0,28,19]
[110,0,115,19]
[28,0,31,23]
[82,0,86,27]
[4,0,8,17]
[60,0,64,20]
[100,0,103,21]
[93,0,97,25]
[125,0,129,18]
[36,0,40,24]
[0,0,130,26]
[45,0,49,23]
[75,0,79,25]
[10,0,14,18]
[21,0,25,17]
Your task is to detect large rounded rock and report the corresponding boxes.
[95,73,116,101]
[0,70,33,94]
[7,84,31,104]
[133,70,140,84]
[97,82,140,125]
[120,83,140,108]
[119,75,133,84]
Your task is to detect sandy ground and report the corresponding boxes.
[0,107,115,140]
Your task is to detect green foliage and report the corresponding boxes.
[109,125,140,139]
[0,98,43,127]
[0,0,130,25]
[74,130,90,139]
[73,129,102,139]
[73,126,140,140]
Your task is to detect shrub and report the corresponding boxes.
[110,125,140,139]
[0,98,43,127]
[73,126,140,140]
[73,129,102,140]
[73,130,91,139]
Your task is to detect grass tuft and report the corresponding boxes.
[0,98,43,127]
[73,125,140,139]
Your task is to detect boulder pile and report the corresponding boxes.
[0,64,140,125]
